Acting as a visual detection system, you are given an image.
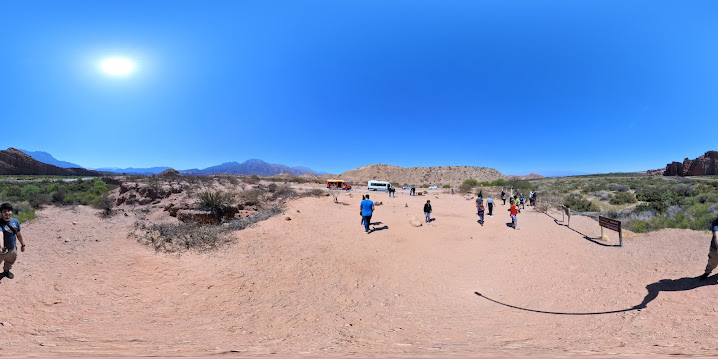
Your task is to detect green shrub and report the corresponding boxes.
[92,179,109,194]
[21,184,43,200]
[28,193,52,208]
[563,193,600,212]
[609,191,637,205]
[490,179,506,186]
[442,184,452,188]
[460,179,479,192]
[63,194,78,205]
[608,183,630,192]
[635,202,666,213]
[4,185,22,199]
[6,202,36,223]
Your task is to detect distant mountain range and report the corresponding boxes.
[15,149,325,176]
[19,149,83,169]
[179,159,325,176]
[92,166,174,175]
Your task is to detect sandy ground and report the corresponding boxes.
[0,187,716,358]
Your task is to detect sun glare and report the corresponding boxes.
[100,57,136,76]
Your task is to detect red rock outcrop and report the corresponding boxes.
[663,151,718,176]
[0,148,102,176]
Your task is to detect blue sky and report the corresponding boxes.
[2,1,717,176]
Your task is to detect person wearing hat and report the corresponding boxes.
[0,203,26,280]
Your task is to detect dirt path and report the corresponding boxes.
[0,190,716,358]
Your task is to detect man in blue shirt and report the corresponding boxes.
[360,195,375,234]
[0,203,26,280]
[699,217,718,280]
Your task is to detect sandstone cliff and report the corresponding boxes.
[339,164,506,187]
[0,148,102,176]
[663,151,718,176]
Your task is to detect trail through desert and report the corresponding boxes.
[1,188,716,358]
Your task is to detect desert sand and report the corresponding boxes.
[0,186,716,358]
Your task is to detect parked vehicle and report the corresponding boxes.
[327,179,352,190]
[428,185,438,189]
[368,180,392,191]
[402,185,412,190]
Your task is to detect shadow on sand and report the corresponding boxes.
[542,212,620,247]
[370,224,389,232]
[475,274,718,315]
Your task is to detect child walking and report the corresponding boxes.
[477,200,485,226]
[424,200,432,223]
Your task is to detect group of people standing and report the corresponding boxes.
[476,191,517,229]
[359,190,718,282]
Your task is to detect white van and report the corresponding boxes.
[368,180,392,191]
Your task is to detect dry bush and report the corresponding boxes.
[133,204,286,253]
[302,189,326,197]
[134,221,230,253]
[239,188,265,206]
[197,190,234,221]
[93,194,115,218]
[534,202,550,213]
[269,184,296,201]
[225,204,284,231]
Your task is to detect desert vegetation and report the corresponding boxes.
[125,174,327,252]
[0,177,117,222]
[529,174,718,233]
[0,173,328,252]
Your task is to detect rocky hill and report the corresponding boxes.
[663,151,718,176]
[339,164,505,187]
[0,148,102,176]
[180,159,320,177]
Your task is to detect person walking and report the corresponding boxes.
[360,195,375,234]
[424,200,432,223]
[509,202,518,229]
[0,203,26,280]
[699,216,718,280]
[486,197,494,216]
[360,195,366,224]
[501,190,506,205]
[519,193,525,209]
[529,191,534,206]
[477,199,485,226]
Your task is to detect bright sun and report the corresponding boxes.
[100,57,136,76]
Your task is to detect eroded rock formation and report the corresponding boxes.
[0,148,101,176]
[662,151,718,176]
